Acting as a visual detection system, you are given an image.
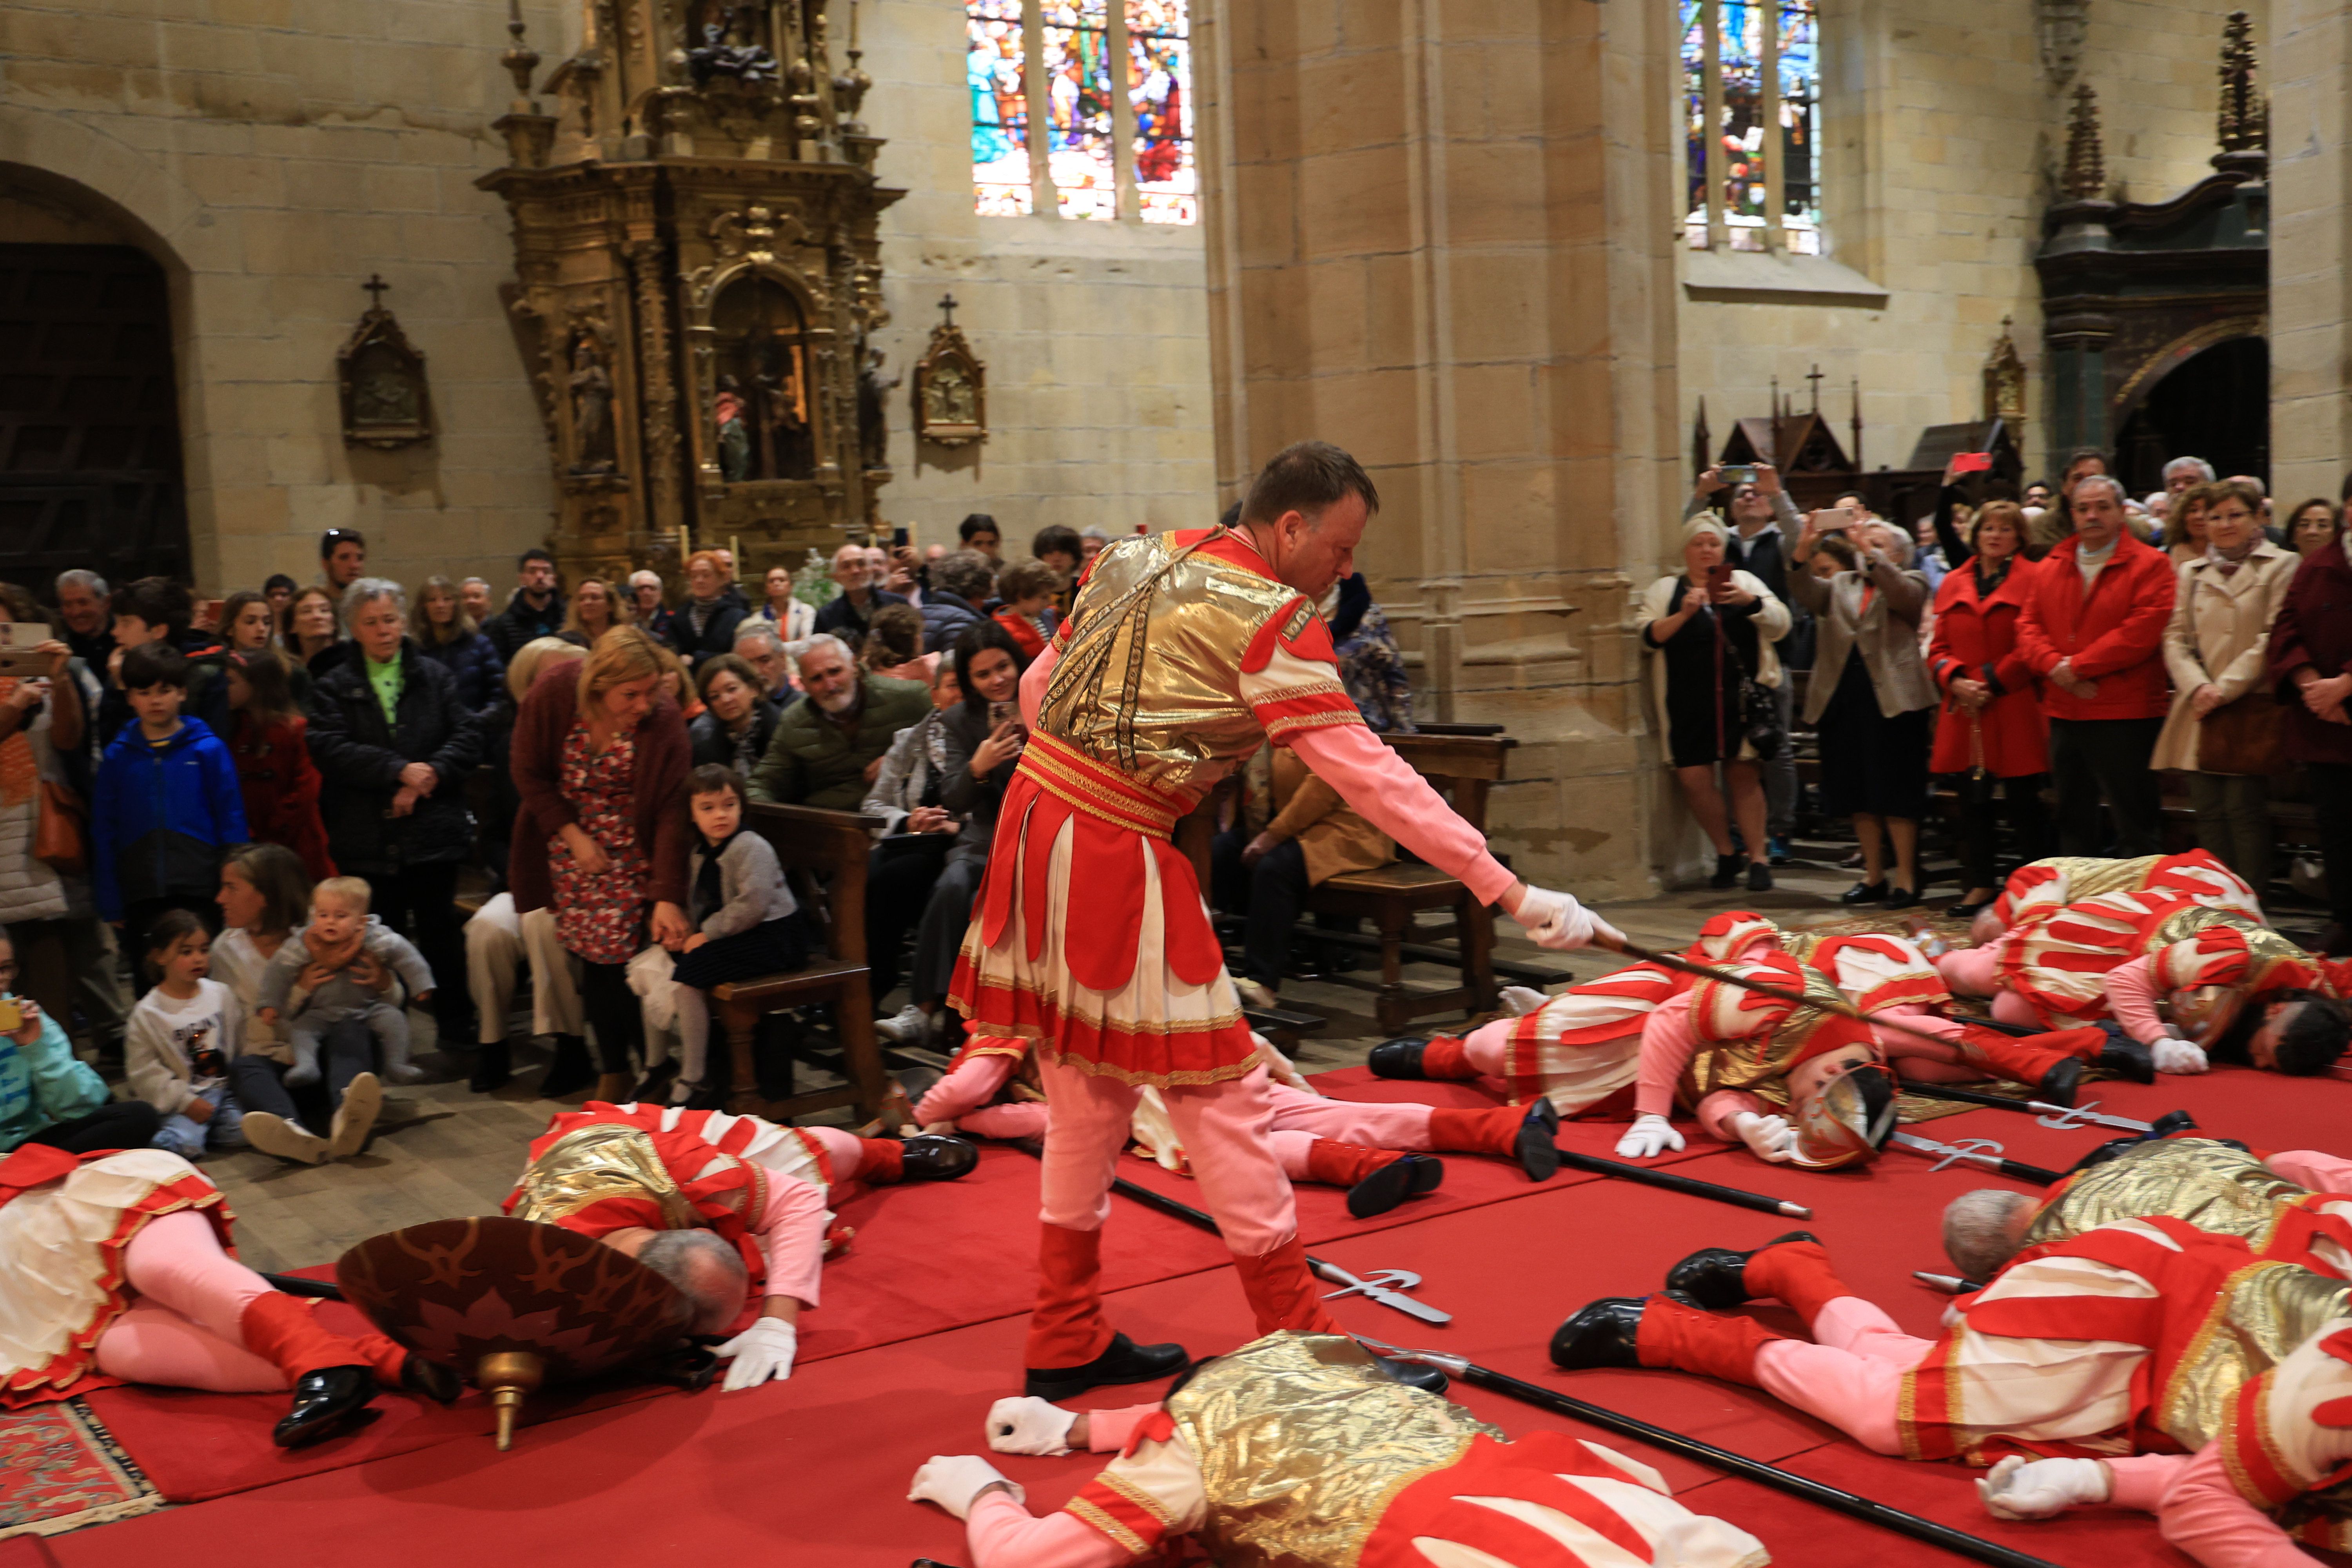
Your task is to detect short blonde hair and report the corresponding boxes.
[577,624,668,712]
[508,636,584,704]
[312,875,372,913]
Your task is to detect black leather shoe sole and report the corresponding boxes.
[1663,1230,1819,1308]
[901,1134,981,1181]
[1024,1332,1189,1402]
[1517,1099,1562,1182]
[273,1366,377,1449]
[1840,882,1889,905]
[1403,1152,1445,1196]
[2098,1038,2156,1084]
[1549,1297,1649,1370]
[2038,1057,2083,1108]
[1367,1039,1431,1080]
[1347,1159,1416,1219]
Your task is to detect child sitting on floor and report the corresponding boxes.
[126,910,247,1158]
[255,876,435,1085]
[666,765,808,1106]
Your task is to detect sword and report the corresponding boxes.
[1902,1082,2197,1136]
[1311,1262,1451,1325]
[1594,934,1993,1058]
[1888,1129,2060,1186]
[1359,1339,2067,1568]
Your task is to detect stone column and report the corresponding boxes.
[2270,0,2352,503]
[1195,0,1685,896]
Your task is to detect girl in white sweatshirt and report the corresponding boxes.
[125,909,247,1158]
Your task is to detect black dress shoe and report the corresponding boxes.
[1881,886,1924,911]
[401,1353,463,1405]
[2096,1036,2156,1084]
[1403,1152,1445,1197]
[273,1365,378,1449]
[1662,1230,1820,1309]
[539,1035,595,1099]
[1024,1332,1190,1402]
[1373,1356,1450,1396]
[899,1134,980,1181]
[1550,1297,1650,1370]
[1709,853,1743,890]
[1515,1098,1562,1182]
[1368,1038,1434,1080]
[469,1041,511,1094]
[2037,1057,2083,1107]
[1745,861,1773,893]
[1945,898,1993,920]
[1840,881,1889,906]
[1346,1159,1417,1220]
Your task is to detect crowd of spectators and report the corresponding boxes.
[1663,452,2352,952]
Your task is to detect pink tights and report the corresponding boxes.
[1751,1296,1935,1456]
[92,1209,285,1393]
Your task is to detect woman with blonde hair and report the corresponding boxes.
[510,625,692,1100]
[561,577,631,647]
[410,574,506,713]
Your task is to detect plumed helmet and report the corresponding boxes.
[1789,1061,1897,1170]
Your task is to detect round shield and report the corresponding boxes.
[336,1215,694,1384]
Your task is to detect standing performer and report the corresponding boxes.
[949,443,1612,1399]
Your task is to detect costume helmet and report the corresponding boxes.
[1788,1059,1897,1170]
[2165,984,2247,1049]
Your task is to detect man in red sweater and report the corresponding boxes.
[2014,474,2176,856]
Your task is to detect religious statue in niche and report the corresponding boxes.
[913,294,986,448]
[566,326,617,474]
[710,274,816,482]
[338,274,432,449]
[857,345,900,472]
[686,1,779,86]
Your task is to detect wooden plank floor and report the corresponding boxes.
[194,851,1911,1273]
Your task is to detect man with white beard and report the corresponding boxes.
[748,633,930,811]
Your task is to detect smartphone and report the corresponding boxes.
[892,525,910,548]
[988,699,1023,735]
[1809,507,1856,533]
[1949,452,1994,475]
[1705,561,1733,594]
[1719,464,1757,486]
[0,622,52,678]
[0,998,19,1034]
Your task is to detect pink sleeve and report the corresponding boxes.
[1634,995,1704,1121]
[1020,642,1058,731]
[2265,1149,2352,1193]
[2104,1452,2196,1511]
[966,1488,1133,1568]
[1084,1403,1163,1452]
[915,1054,1016,1124]
[2155,1442,2310,1568]
[1289,724,1515,906]
[2105,956,2168,1046]
[753,1172,832,1310]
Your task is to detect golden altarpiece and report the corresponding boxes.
[479,0,901,586]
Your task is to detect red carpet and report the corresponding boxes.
[46,1060,2352,1564]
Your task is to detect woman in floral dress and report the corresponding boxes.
[510,627,693,1101]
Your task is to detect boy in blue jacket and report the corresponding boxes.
[93,643,249,961]
[0,930,159,1153]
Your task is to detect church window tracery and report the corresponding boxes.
[1681,0,1821,254]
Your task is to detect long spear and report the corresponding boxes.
[1595,933,1994,1060]
[1360,1338,2066,1568]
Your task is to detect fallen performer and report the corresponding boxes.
[1978,849,2263,940]
[504,1101,978,1390]
[0,1142,457,1446]
[914,1034,1559,1218]
[950,443,1616,1401]
[1971,1314,2352,1566]
[1552,1221,2349,1468]
[1939,1136,2352,1284]
[1936,888,2351,1076]
[907,1329,1773,1567]
[1369,911,1785,1112]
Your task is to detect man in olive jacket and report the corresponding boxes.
[748,634,930,811]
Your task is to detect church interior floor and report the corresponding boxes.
[198,851,1941,1274]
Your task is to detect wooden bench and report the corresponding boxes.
[1301,731,1515,1034]
[708,802,893,1127]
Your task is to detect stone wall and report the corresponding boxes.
[1676,0,2267,489]
[856,0,1219,554]
[0,0,569,597]
[2269,0,2350,504]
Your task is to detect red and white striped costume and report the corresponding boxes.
[1802,931,2109,1092]
[1991,851,2262,930]
[504,1102,891,1330]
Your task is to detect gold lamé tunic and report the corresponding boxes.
[1166,1332,1504,1568]
[2027,1138,2313,1256]
[509,1122,704,1231]
[1679,960,1861,1114]
[2139,904,2324,996]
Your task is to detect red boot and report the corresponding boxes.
[1426,1104,1524,1156]
[1635,1294,1781,1385]
[1230,1234,1343,1336]
[1025,1222,1113,1372]
[1739,1236,1860,1332]
[1951,1025,2100,1104]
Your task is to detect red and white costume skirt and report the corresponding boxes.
[951,734,1255,1089]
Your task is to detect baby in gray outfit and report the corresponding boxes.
[256,877,435,1085]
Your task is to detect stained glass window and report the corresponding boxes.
[1126,1,1196,224]
[968,0,1031,216]
[1042,0,1116,220]
[1681,0,1821,255]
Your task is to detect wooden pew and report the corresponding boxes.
[708,802,893,1127]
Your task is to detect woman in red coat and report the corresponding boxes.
[223,652,336,882]
[1925,501,2049,917]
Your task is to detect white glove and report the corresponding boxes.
[1499,985,1549,1018]
[716,1317,798,1391]
[1510,886,1622,952]
[985,1395,1078,1456]
[2152,1036,2209,1074]
[1976,1455,2111,1521]
[1615,1113,1685,1159]
[908,1454,1024,1520]
[1731,1111,1797,1163]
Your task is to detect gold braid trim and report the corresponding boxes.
[1067,1497,1152,1557]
